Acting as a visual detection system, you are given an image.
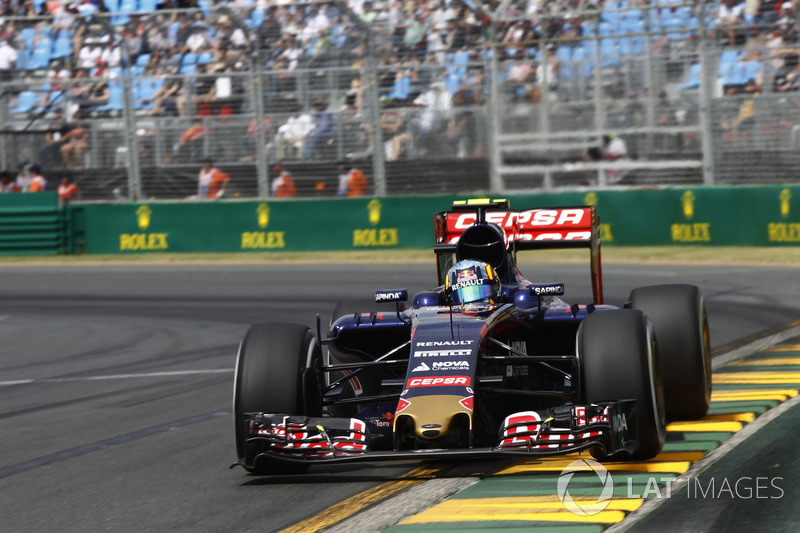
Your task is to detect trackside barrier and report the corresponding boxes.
[0,192,66,255]
[57,185,800,254]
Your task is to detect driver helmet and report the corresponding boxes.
[444,259,501,305]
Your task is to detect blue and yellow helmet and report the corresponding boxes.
[445,260,502,305]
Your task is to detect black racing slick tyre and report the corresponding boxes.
[578,310,666,460]
[630,284,711,421]
[233,322,323,475]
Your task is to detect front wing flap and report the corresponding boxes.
[497,400,638,457]
[234,400,638,469]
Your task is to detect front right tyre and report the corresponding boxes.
[578,309,666,460]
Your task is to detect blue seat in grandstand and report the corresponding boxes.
[250,8,266,28]
[11,91,38,114]
[556,46,572,81]
[663,14,685,40]
[52,34,73,59]
[104,0,119,11]
[452,49,470,78]
[572,45,594,79]
[136,53,152,67]
[180,53,198,75]
[601,38,621,68]
[135,77,162,109]
[445,71,462,94]
[743,60,762,84]
[27,40,52,70]
[96,80,124,113]
[388,75,411,100]
[20,27,36,50]
[197,51,214,65]
[139,0,157,11]
[682,62,702,89]
[724,61,750,86]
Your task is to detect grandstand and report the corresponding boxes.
[0,0,797,199]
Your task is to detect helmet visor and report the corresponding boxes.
[450,278,496,304]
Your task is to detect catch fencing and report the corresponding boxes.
[0,3,797,201]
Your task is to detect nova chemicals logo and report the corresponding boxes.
[557,459,614,516]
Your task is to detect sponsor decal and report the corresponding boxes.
[407,376,470,387]
[120,232,169,251]
[375,289,407,302]
[353,228,399,247]
[450,278,484,291]
[530,283,565,296]
[506,365,528,377]
[414,349,472,357]
[257,203,270,228]
[671,223,711,242]
[432,361,469,370]
[367,198,382,226]
[682,190,695,219]
[396,398,411,412]
[412,361,431,372]
[415,341,474,347]
[459,396,474,411]
[453,209,587,229]
[533,231,591,241]
[768,223,800,242]
[136,205,152,230]
[241,231,286,249]
[421,424,442,429]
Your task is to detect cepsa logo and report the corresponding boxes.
[452,209,587,230]
[407,376,470,388]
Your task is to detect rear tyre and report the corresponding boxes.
[578,310,666,460]
[630,284,711,421]
[233,322,323,475]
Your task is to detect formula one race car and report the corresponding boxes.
[232,199,711,474]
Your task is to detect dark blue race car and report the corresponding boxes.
[232,199,711,474]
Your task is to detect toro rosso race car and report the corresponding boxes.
[232,199,711,474]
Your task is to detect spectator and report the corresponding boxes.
[378,103,412,161]
[173,118,206,163]
[336,159,368,196]
[57,171,79,201]
[59,121,89,170]
[715,0,746,46]
[304,99,338,159]
[0,170,20,192]
[271,164,297,197]
[197,157,229,199]
[25,164,47,192]
[0,39,17,83]
[146,69,184,116]
[445,89,476,158]
[39,108,70,169]
[602,134,630,184]
[275,106,314,160]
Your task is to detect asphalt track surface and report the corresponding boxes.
[0,259,798,532]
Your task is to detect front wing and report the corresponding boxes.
[232,401,639,470]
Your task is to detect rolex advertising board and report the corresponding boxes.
[67,187,800,254]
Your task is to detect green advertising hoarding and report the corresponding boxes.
[69,186,800,254]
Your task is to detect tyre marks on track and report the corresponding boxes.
[383,339,800,532]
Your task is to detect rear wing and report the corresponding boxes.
[434,199,604,304]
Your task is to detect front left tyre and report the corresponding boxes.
[233,322,323,474]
